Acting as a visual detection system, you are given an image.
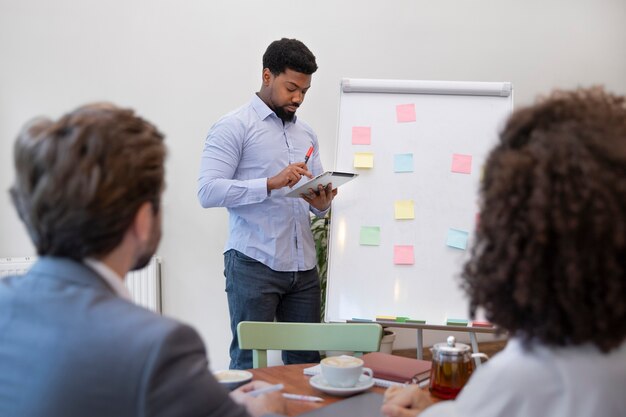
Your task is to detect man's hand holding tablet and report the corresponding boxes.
[284,171,358,199]
[301,181,337,211]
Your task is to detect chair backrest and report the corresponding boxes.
[237,321,383,368]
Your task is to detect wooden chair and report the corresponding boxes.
[237,321,383,368]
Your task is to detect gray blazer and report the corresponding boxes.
[0,257,250,417]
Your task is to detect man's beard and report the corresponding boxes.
[131,215,161,271]
[274,106,296,122]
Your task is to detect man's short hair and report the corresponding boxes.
[262,38,318,76]
[10,103,166,260]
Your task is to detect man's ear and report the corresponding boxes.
[262,68,273,86]
[131,202,154,244]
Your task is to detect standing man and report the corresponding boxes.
[198,38,336,369]
[1,103,285,417]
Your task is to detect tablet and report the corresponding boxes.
[285,171,358,198]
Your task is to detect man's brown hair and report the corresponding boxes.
[10,103,166,260]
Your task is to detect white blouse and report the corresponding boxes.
[421,338,626,417]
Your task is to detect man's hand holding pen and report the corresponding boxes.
[300,145,336,210]
[267,162,313,192]
[266,145,337,209]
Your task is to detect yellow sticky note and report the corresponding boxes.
[354,152,374,168]
[394,200,414,219]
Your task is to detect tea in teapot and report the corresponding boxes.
[429,336,488,399]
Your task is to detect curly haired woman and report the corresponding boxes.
[382,87,626,417]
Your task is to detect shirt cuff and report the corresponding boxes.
[248,177,270,202]
[311,205,330,217]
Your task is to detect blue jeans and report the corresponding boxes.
[224,249,321,369]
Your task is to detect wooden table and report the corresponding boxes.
[248,364,436,416]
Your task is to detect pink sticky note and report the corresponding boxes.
[451,154,473,174]
[352,126,371,145]
[396,104,416,123]
[393,245,414,265]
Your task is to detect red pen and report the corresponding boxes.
[304,146,314,164]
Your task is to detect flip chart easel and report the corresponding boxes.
[326,79,513,361]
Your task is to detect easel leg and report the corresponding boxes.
[470,332,481,368]
[416,329,423,359]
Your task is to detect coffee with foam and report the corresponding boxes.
[320,355,373,388]
[321,356,363,368]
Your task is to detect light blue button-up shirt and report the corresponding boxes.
[198,94,327,271]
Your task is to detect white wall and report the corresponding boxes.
[1,0,624,369]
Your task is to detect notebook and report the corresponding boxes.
[361,352,431,385]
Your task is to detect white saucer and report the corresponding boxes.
[213,370,253,390]
[309,374,375,397]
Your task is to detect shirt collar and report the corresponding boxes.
[250,93,297,123]
[84,257,133,301]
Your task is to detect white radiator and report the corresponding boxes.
[0,256,162,313]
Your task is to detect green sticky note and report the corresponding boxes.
[447,318,469,327]
[406,319,426,324]
[360,226,381,246]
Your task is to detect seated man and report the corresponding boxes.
[0,103,285,417]
[382,88,626,417]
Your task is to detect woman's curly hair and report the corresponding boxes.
[463,87,626,352]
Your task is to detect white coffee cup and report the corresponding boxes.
[320,355,373,388]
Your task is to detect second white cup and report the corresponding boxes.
[320,355,373,388]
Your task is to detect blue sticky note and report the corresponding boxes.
[446,228,469,250]
[394,153,414,173]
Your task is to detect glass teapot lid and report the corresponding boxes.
[432,336,471,356]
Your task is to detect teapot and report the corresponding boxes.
[429,336,489,399]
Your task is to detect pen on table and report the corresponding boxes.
[282,393,324,402]
[303,146,314,164]
[418,379,430,388]
[247,383,284,397]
